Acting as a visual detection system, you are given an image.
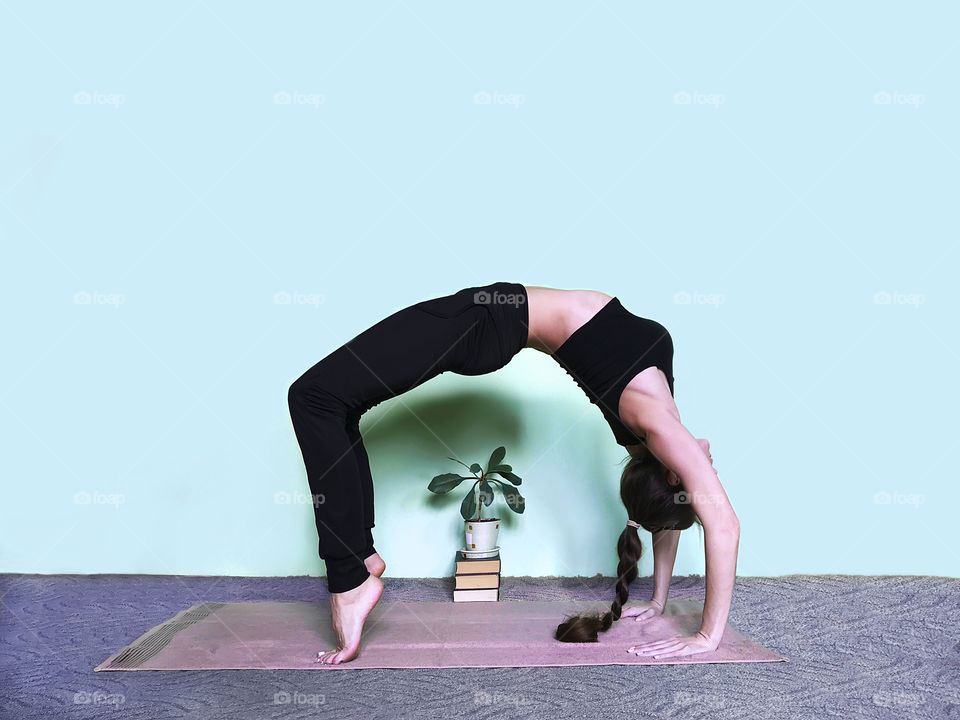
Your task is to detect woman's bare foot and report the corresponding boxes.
[316,573,384,665]
[364,552,386,578]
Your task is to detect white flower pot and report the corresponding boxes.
[464,518,500,551]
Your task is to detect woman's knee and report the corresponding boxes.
[288,376,345,417]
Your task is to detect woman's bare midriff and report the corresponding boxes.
[523,285,613,353]
[523,284,675,427]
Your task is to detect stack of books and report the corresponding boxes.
[453,547,500,602]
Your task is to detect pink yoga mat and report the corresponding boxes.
[95,597,788,670]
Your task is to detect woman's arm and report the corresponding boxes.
[650,528,681,608]
[625,400,740,655]
[621,527,680,622]
[625,437,711,611]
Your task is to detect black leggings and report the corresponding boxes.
[287,281,528,593]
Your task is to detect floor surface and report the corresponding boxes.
[1,574,956,719]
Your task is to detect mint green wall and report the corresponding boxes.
[2,2,957,580]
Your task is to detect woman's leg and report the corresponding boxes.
[344,413,377,559]
[287,302,471,593]
[287,382,374,593]
[288,282,529,663]
[287,282,528,596]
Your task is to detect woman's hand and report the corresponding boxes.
[620,600,664,623]
[628,631,719,659]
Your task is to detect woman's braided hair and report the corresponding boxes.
[554,447,701,642]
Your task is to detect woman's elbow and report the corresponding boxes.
[722,514,740,535]
[703,511,740,535]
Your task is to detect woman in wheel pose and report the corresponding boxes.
[287,281,739,664]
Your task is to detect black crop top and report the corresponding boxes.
[551,297,675,446]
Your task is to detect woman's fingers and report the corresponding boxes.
[621,602,661,619]
[632,641,684,657]
[650,645,688,658]
[629,634,718,659]
[628,639,675,653]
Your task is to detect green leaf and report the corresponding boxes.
[460,483,479,520]
[489,463,512,473]
[496,482,525,514]
[478,479,495,506]
[487,446,506,471]
[470,463,483,474]
[428,473,467,494]
[495,470,522,486]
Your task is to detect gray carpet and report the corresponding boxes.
[0,574,957,719]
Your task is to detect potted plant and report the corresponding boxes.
[427,445,525,552]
